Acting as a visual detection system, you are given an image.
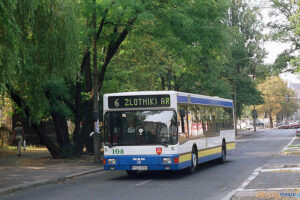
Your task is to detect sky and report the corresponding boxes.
[258,1,287,64]
[280,72,300,83]
[250,0,300,83]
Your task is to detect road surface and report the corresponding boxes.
[2,129,296,200]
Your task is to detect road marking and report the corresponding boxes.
[260,167,300,173]
[223,136,298,200]
[222,189,238,200]
[242,187,300,191]
[222,167,262,200]
[135,180,150,187]
[238,167,262,191]
[283,136,296,151]
[238,138,292,142]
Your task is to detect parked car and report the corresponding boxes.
[277,123,284,129]
[249,120,264,127]
[296,128,300,137]
[292,122,300,129]
[278,123,291,129]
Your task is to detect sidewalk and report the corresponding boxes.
[229,135,300,200]
[0,150,103,194]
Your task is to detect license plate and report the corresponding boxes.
[131,166,148,170]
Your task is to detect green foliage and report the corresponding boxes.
[8,0,81,123]
[0,0,271,156]
[0,0,20,87]
[99,0,267,121]
[101,0,231,95]
[268,0,299,72]
[222,0,266,117]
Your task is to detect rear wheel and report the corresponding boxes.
[218,142,226,164]
[187,148,197,174]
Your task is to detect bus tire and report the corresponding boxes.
[187,148,197,174]
[218,142,226,164]
[126,170,138,177]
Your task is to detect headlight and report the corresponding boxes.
[108,158,116,165]
[163,157,172,164]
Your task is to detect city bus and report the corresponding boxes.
[103,91,235,175]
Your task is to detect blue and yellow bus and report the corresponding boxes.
[103,91,235,175]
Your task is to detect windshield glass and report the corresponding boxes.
[104,110,177,146]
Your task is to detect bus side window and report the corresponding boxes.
[178,105,190,137]
[179,108,185,134]
[191,106,198,137]
[185,108,191,138]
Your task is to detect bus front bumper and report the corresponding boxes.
[103,154,191,171]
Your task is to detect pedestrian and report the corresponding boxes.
[12,121,26,156]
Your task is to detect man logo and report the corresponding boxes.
[133,158,145,164]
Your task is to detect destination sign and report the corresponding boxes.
[108,95,171,109]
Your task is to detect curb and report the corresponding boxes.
[282,137,300,155]
[0,167,104,195]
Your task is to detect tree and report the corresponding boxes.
[0,0,20,91]
[224,0,266,131]
[0,0,272,158]
[75,0,231,158]
[101,0,232,97]
[256,76,298,127]
[268,0,299,72]
[5,0,80,158]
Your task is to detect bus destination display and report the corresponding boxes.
[108,95,171,109]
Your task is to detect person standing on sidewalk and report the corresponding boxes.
[12,121,26,156]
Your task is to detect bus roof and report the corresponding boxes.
[103,91,233,108]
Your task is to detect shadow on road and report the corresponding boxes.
[110,159,232,181]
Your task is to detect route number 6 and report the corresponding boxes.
[114,99,119,107]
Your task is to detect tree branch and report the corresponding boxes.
[96,1,116,42]
[96,17,136,91]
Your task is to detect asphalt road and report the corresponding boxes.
[2,129,296,200]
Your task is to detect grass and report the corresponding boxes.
[287,145,300,148]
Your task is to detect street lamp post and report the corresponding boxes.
[253,107,257,132]
[249,74,257,132]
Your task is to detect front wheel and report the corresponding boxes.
[187,148,197,174]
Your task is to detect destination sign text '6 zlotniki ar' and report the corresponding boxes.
[108,95,171,109]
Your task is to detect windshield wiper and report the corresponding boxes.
[149,139,168,147]
[157,141,168,147]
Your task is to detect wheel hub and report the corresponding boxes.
[192,153,197,167]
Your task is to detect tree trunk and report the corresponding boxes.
[233,77,237,135]
[31,123,60,158]
[269,110,273,128]
[74,99,93,156]
[7,85,61,158]
[83,51,94,154]
[51,112,71,149]
[92,0,101,163]
[73,50,90,145]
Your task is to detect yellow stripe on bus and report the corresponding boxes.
[179,142,235,163]
[179,153,191,163]
[226,142,236,150]
[198,146,222,158]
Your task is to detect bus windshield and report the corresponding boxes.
[104,110,178,146]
